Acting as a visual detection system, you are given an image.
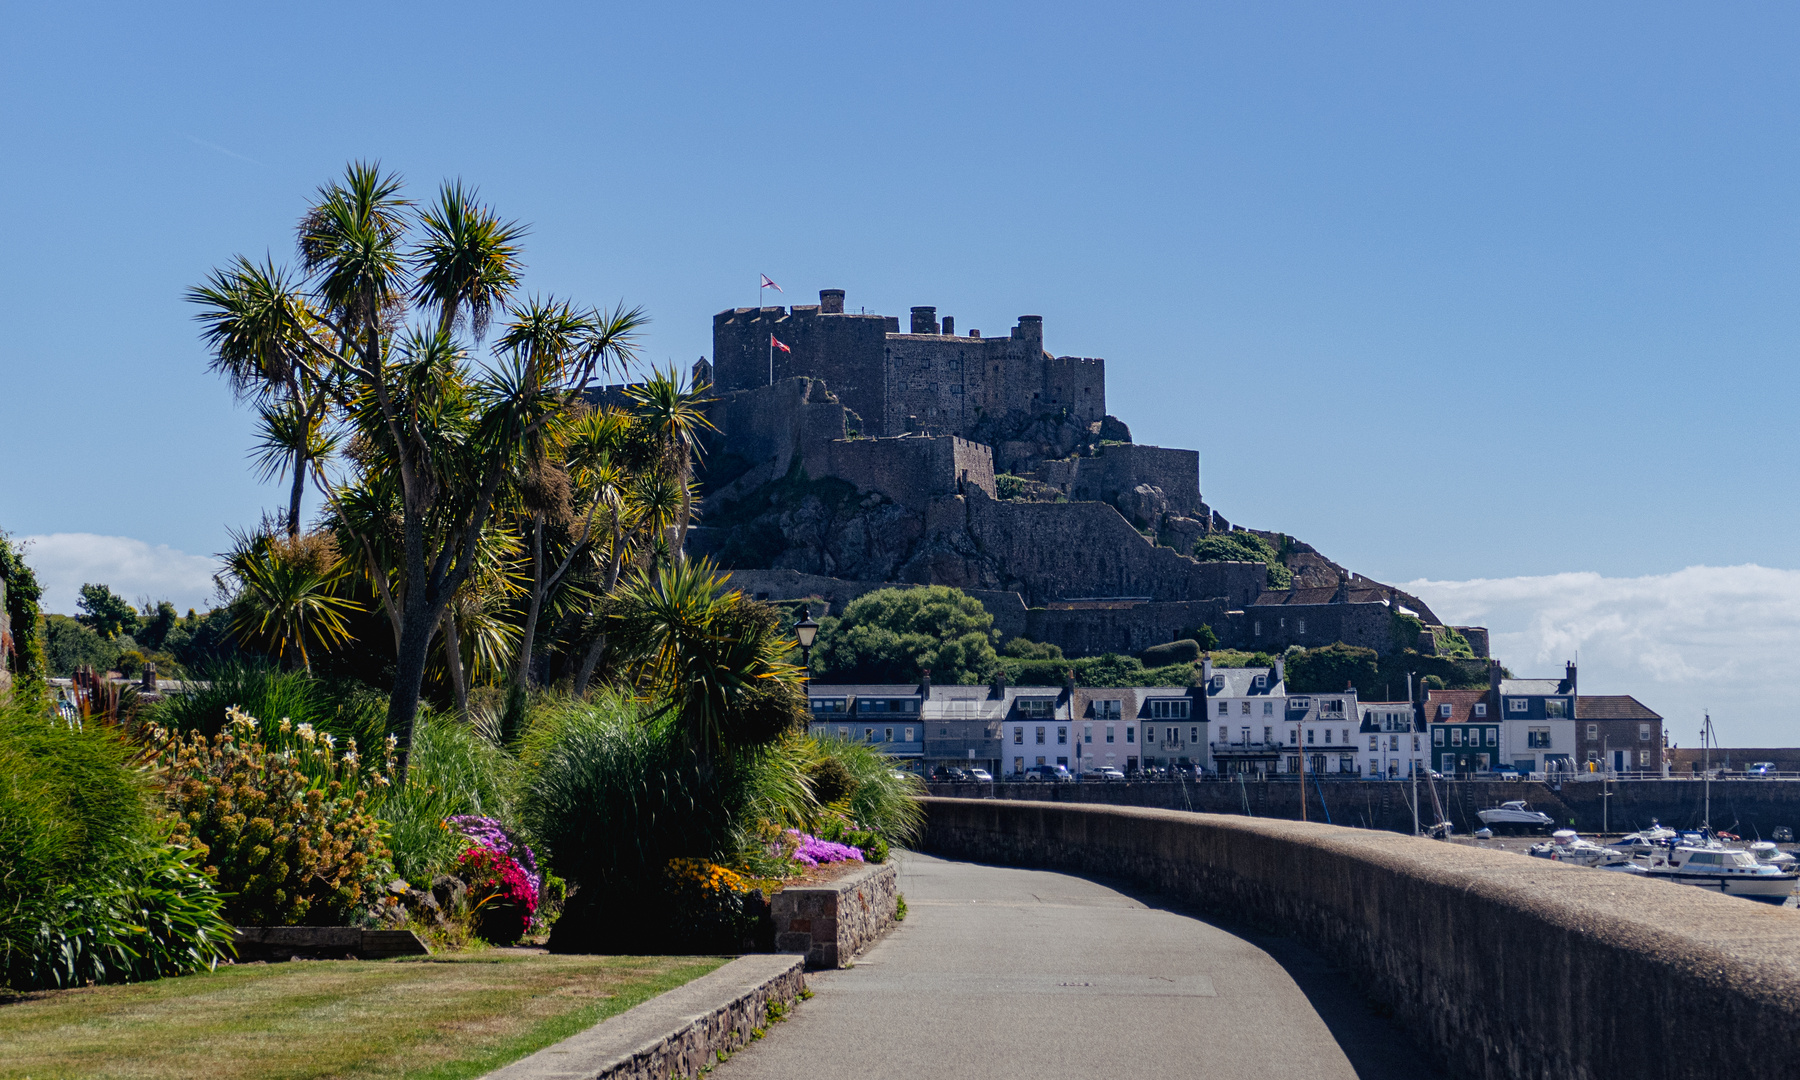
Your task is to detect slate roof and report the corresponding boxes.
[1500,678,1575,696]
[1576,695,1662,721]
[1203,667,1282,697]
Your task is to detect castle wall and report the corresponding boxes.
[705,378,848,481]
[965,497,1264,608]
[712,306,894,434]
[1026,599,1233,658]
[1041,443,1200,516]
[803,436,996,510]
[1224,602,1399,654]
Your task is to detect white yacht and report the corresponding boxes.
[1607,823,1677,855]
[1477,801,1555,832]
[1642,843,1799,904]
[1749,841,1796,870]
[1528,830,1633,868]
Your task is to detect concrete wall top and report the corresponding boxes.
[920,796,1800,1080]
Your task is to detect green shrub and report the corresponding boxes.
[813,585,999,684]
[375,711,517,882]
[1001,637,1063,660]
[994,473,1028,500]
[156,710,394,926]
[41,612,122,677]
[0,533,48,700]
[0,700,232,990]
[1139,639,1201,666]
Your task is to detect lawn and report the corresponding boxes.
[0,951,725,1080]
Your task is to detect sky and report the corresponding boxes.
[3,2,1796,743]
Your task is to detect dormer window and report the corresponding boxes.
[1473,703,1487,717]
[1254,674,1267,689]
[1508,698,1528,713]
[1438,704,1452,718]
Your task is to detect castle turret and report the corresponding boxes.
[820,288,845,314]
[911,306,939,335]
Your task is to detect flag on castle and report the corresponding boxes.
[760,274,782,292]
[770,334,791,353]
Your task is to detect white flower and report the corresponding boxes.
[279,718,293,733]
[296,723,316,744]
[323,733,337,750]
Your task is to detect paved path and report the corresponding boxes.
[720,851,1441,1080]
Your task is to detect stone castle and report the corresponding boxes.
[658,289,1483,660]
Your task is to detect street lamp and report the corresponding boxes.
[793,607,820,693]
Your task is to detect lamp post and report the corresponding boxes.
[794,607,819,696]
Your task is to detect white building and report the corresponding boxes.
[1358,701,1426,778]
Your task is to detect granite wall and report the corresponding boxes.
[770,861,900,969]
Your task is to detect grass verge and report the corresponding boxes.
[0,951,725,1080]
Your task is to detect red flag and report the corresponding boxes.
[770,334,791,353]
[760,274,783,292]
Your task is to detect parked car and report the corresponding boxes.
[1747,762,1777,777]
[930,766,971,782]
[965,767,994,782]
[1081,767,1126,783]
[1024,764,1074,782]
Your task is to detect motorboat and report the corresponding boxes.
[1528,830,1634,868]
[1608,822,1677,855]
[1478,801,1556,832]
[1749,841,1796,870]
[1642,843,1799,904]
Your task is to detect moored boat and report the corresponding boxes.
[1642,843,1798,904]
[1477,800,1555,833]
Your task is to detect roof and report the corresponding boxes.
[1250,588,1390,607]
[1202,667,1282,697]
[1500,678,1574,697]
[1576,695,1663,721]
[1424,688,1492,724]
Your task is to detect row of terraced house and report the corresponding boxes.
[806,657,1663,779]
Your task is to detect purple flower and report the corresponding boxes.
[784,829,865,866]
[448,815,542,900]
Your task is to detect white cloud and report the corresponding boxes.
[19,533,221,616]
[1404,565,1800,749]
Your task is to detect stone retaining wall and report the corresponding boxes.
[771,860,899,969]
[919,796,1800,1080]
[483,954,805,1080]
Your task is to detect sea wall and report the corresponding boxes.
[919,796,1800,1080]
[924,777,1800,837]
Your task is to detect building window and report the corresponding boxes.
[1264,727,1273,743]
[1452,729,1464,747]
[1298,618,1307,634]
[1508,698,1527,713]
[1254,620,1261,637]
[1019,699,1055,719]
[865,728,876,742]
[1014,727,1024,745]
[1587,724,1599,740]
[1438,704,1452,718]
[1035,726,1045,745]
[1083,724,1093,744]
[1218,701,1230,717]
[1191,727,1200,744]
[1324,729,1332,745]
[1389,735,1400,751]
[904,727,915,742]
[1473,703,1487,717]
[1544,700,1566,718]
[811,697,848,714]
[1528,728,1551,749]
[1254,674,1267,688]
[1307,729,1316,745]
[1126,726,1135,743]
[1433,728,1444,746]
[1639,723,1651,741]
[1639,750,1650,766]
[1151,700,1190,720]
[1057,726,1068,745]
[1219,725,1228,742]
[1097,700,1122,720]
[1106,724,1115,743]
[1486,729,1497,746]
[838,726,850,739]
[1369,735,1378,751]
[1237,701,1249,715]
[884,727,894,742]
[1263,701,1274,716]
[1289,729,1298,745]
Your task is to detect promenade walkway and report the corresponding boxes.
[721,851,1440,1080]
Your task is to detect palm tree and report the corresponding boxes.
[625,365,715,559]
[224,530,362,673]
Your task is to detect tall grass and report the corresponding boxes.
[376,711,517,882]
[0,698,232,989]
[147,661,387,745]
[800,735,926,845]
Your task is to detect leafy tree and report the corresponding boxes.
[190,163,643,766]
[0,533,47,700]
[1284,642,1380,695]
[813,586,999,684]
[1191,532,1292,589]
[76,584,138,640]
[136,601,179,652]
[1001,637,1063,660]
[41,615,120,677]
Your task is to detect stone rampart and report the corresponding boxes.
[804,435,996,509]
[919,796,1800,1080]
[1025,599,1232,656]
[1223,600,1398,653]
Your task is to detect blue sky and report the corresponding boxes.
[3,2,1796,742]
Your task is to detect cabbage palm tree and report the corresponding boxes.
[224,531,361,673]
[626,365,714,558]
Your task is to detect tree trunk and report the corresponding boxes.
[287,454,306,537]
[515,514,546,687]
[443,609,469,719]
[572,631,608,696]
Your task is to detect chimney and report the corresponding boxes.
[1201,653,1213,690]
[1064,666,1076,698]
[1565,661,1578,696]
[969,328,981,339]
[1275,656,1285,684]
[989,667,1008,700]
[1489,658,1503,697]
[141,661,157,693]
[911,306,939,335]
[942,315,955,337]
[919,669,931,700]
[820,288,845,314]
